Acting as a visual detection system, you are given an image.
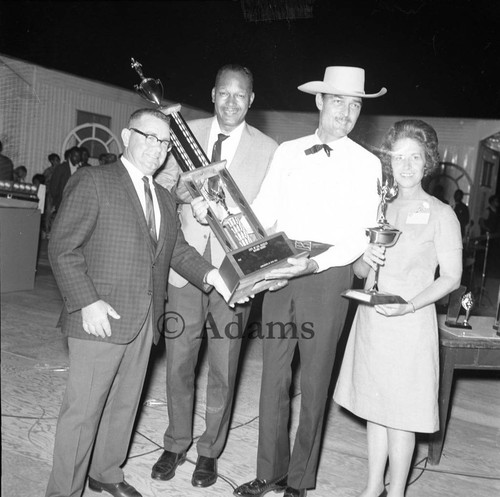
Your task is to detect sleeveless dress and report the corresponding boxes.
[334,195,462,432]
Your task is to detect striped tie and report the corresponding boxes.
[142,176,157,246]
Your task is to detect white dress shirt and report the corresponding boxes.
[252,132,381,272]
[207,117,245,169]
[69,160,79,175]
[121,157,161,238]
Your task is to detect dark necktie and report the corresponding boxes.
[211,133,229,162]
[304,143,332,157]
[142,176,157,246]
[208,133,229,192]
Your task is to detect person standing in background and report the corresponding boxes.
[453,189,470,239]
[79,146,91,168]
[13,165,28,182]
[42,153,61,238]
[49,146,81,214]
[0,140,14,180]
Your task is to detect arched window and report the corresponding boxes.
[62,123,121,165]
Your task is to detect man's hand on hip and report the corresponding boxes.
[82,300,121,338]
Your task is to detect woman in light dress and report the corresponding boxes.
[334,120,463,497]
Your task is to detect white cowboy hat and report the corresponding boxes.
[298,66,387,98]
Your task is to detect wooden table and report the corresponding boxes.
[428,315,500,464]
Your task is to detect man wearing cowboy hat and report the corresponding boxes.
[234,66,387,497]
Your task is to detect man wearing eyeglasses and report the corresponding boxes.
[152,64,278,488]
[45,108,233,497]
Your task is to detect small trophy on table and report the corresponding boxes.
[445,285,474,330]
[342,178,406,305]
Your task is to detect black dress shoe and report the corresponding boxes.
[151,450,186,481]
[191,455,218,487]
[233,474,287,496]
[191,456,217,488]
[284,487,306,497]
[88,477,142,497]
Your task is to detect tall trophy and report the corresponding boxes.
[131,59,307,305]
[342,178,406,305]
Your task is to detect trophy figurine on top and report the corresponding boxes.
[342,178,406,305]
[444,285,474,330]
[130,59,307,305]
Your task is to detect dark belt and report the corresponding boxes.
[292,239,332,256]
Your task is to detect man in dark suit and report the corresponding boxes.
[152,64,278,488]
[49,146,81,213]
[45,108,231,497]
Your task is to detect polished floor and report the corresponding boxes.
[1,241,500,497]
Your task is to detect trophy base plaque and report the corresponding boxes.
[219,232,308,306]
[444,320,472,330]
[342,289,407,305]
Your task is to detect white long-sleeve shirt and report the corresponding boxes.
[251,132,381,272]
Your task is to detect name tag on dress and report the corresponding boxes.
[406,200,431,224]
[407,201,430,224]
[407,212,430,224]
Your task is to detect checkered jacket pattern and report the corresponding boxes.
[49,161,214,344]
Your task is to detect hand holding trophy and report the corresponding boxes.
[130,59,307,305]
[342,178,406,305]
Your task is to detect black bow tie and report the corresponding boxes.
[304,144,332,157]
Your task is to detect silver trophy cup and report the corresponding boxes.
[342,178,406,305]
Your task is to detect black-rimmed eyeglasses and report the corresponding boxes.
[129,128,172,151]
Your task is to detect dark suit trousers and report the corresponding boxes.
[45,319,153,497]
[256,266,352,490]
[163,282,250,458]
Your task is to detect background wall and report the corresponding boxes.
[0,54,211,178]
